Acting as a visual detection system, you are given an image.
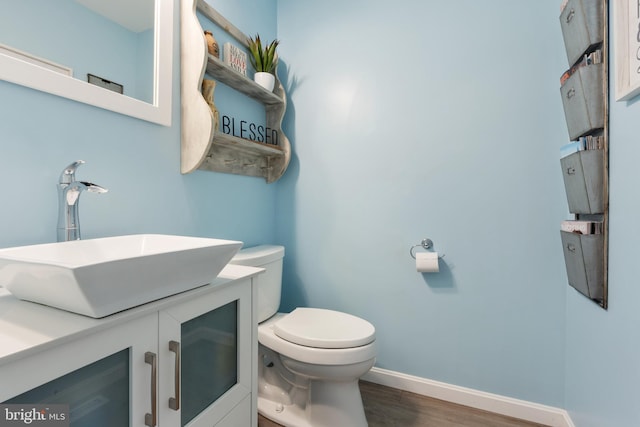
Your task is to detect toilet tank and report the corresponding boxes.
[230,245,284,322]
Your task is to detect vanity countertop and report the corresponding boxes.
[0,264,263,366]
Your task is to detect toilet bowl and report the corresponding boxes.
[230,245,376,427]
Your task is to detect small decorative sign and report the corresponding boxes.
[221,115,278,145]
[223,43,247,76]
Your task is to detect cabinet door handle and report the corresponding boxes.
[567,166,576,175]
[145,352,158,427]
[566,8,575,23]
[567,243,576,252]
[566,88,576,99]
[169,340,181,411]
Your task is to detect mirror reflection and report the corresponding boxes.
[0,0,155,103]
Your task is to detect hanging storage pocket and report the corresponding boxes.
[560,0,604,66]
[560,231,604,302]
[560,149,604,214]
[560,63,604,140]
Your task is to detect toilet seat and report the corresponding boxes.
[274,308,375,349]
[259,313,377,366]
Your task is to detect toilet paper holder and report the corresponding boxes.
[410,238,445,259]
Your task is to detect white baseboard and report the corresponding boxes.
[362,367,575,427]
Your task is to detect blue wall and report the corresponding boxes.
[274,0,640,423]
[275,0,568,408]
[0,0,277,248]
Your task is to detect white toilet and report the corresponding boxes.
[230,245,376,427]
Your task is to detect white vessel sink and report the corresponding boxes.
[0,234,242,318]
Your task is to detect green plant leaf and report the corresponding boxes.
[247,34,279,73]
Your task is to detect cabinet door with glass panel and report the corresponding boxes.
[0,314,158,427]
[158,280,253,427]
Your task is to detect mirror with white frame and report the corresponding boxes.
[0,0,173,126]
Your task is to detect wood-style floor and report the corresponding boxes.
[257,381,550,427]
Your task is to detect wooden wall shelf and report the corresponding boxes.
[205,55,283,106]
[180,0,290,183]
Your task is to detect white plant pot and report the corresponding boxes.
[254,72,275,92]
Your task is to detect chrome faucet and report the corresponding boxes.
[57,160,108,242]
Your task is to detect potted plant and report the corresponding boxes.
[247,34,279,91]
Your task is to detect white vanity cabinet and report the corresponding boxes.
[158,277,255,427]
[0,265,260,427]
[0,312,157,426]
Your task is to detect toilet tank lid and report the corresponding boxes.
[230,245,284,266]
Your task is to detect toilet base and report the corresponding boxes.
[258,378,368,427]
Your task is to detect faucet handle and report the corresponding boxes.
[59,160,85,184]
